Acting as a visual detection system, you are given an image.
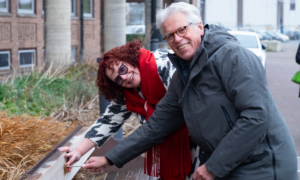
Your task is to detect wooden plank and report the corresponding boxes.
[127,168,141,180]
[148,176,158,180]
[91,138,144,173]
[105,171,119,180]
[115,170,129,180]
[93,172,108,180]
[137,170,149,180]
[25,127,95,180]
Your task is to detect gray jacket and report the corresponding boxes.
[106,25,298,180]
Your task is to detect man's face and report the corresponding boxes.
[163,12,204,61]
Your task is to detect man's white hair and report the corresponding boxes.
[156,2,202,36]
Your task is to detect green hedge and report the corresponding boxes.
[126,34,145,42]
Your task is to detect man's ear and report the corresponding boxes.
[198,22,204,36]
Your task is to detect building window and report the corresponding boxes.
[71,47,76,62]
[84,0,93,17]
[0,51,10,70]
[71,0,76,16]
[19,49,36,68]
[290,0,295,10]
[42,0,44,14]
[18,0,35,14]
[0,0,9,12]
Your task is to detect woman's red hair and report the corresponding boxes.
[96,39,143,102]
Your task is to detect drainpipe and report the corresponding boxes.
[80,0,84,62]
[150,0,159,51]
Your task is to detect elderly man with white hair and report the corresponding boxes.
[82,2,298,180]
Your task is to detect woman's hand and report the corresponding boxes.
[58,138,96,168]
[144,101,148,112]
[82,156,111,172]
[58,147,82,167]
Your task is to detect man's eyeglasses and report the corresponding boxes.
[163,23,193,43]
[114,63,128,86]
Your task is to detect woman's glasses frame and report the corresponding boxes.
[114,63,128,86]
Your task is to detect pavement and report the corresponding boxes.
[265,40,300,175]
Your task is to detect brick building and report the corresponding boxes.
[0,0,100,76]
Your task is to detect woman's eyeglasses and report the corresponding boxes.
[114,63,128,86]
[163,23,193,43]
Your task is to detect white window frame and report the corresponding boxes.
[71,0,76,16]
[71,46,76,62]
[19,49,36,68]
[290,0,296,11]
[0,51,10,70]
[0,0,9,12]
[18,0,35,14]
[42,0,44,14]
[84,0,93,17]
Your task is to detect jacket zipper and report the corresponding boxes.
[220,105,234,129]
[266,135,277,180]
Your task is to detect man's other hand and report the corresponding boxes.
[193,163,216,180]
[82,156,111,172]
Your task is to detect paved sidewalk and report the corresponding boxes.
[266,40,300,177]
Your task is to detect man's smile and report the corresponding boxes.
[178,43,189,50]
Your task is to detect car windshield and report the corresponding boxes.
[233,34,258,48]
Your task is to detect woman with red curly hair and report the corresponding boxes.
[59,40,203,180]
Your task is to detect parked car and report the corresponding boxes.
[256,31,272,40]
[274,31,289,42]
[285,31,300,40]
[256,33,263,40]
[264,31,283,41]
[228,31,267,68]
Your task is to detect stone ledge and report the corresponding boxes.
[17,13,38,18]
[261,40,282,52]
[0,12,12,17]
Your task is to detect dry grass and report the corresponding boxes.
[0,93,100,180]
[0,112,82,180]
[51,95,100,126]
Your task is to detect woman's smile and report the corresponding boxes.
[129,72,134,83]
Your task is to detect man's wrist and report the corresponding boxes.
[105,156,114,166]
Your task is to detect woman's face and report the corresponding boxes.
[105,61,141,88]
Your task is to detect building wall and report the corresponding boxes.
[72,0,101,62]
[0,0,44,74]
[243,0,277,31]
[205,0,237,30]
[0,0,100,76]
[283,0,300,32]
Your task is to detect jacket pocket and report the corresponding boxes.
[242,150,270,164]
[220,105,234,129]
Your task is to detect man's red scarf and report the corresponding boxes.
[122,49,191,179]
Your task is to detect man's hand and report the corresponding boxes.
[82,156,111,172]
[193,163,216,180]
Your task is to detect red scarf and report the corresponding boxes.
[122,49,191,179]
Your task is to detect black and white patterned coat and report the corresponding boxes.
[85,49,204,180]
